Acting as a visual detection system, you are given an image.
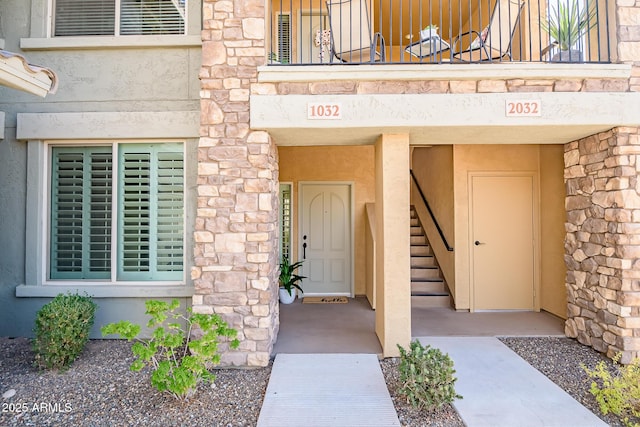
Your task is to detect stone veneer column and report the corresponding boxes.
[194,0,279,367]
[564,127,640,364]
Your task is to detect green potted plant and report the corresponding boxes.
[279,257,306,304]
[541,0,596,62]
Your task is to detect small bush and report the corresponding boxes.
[397,340,462,411]
[33,293,97,371]
[583,354,640,427]
[102,299,240,400]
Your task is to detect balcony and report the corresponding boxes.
[268,0,612,65]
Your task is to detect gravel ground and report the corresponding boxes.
[0,336,628,426]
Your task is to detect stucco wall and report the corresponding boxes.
[0,0,201,338]
[278,145,376,296]
[539,145,568,318]
[452,144,565,313]
[410,146,455,295]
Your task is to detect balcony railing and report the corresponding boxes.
[268,0,612,65]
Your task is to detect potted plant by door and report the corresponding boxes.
[541,0,596,62]
[279,257,306,304]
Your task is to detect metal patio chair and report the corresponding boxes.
[450,0,525,62]
[326,0,386,63]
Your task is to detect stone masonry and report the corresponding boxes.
[194,0,278,367]
[194,0,640,365]
[564,128,640,364]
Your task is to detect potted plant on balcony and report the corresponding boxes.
[279,257,306,304]
[541,0,596,62]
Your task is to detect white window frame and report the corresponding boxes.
[20,0,201,50]
[44,139,187,286]
[279,182,293,263]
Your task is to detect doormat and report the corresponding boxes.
[303,296,349,304]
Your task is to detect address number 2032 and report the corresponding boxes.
[505,100,541,117]
[307,103,342,120]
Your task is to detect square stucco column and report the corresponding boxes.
[375,134,411,357]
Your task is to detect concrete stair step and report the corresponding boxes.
[410,218,419,227]
[411,245,432,257]
[411,256,436,267]
[411,267,441,280]
[411,281,447,294]
[410,226,423,236]
[411,235,427,245]
[411,295,451,309]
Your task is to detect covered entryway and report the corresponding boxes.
[470,173,537,311]
[299,182,353,296]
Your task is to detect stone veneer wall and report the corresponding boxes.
[195,0,278,367]
[564,128,640,364]
[252,77,631,96]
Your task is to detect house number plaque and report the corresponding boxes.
[307,102,342,120]
[505,100,541,117]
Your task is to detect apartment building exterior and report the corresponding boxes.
[1,0,639,366]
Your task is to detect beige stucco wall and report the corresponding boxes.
[277,145,376,296]
[453,145,566,315]
[410,146,455,296]
[375,134,411,357]
[539,145,567,318]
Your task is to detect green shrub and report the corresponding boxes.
[583,354,640,427]
[397,340,462,411]
[33,293,97,371]
[102,299,240,400]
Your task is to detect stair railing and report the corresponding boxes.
[410,169,454,252]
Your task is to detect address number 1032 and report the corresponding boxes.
[505,100,541,117]
[307,103,342,120]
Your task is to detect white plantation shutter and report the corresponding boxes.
[53,0,185,37]
[118,144,183,280]
[50,147,113,279]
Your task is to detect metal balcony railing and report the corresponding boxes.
[268,0,611,65]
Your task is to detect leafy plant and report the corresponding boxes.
[397,340,462,411]
[279,257,306,296]
[101,299,239,400]
[33,293,97,371]
[583,354,640,427]
[542,0,597,51]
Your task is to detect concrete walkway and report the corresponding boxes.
[419,337,607,427]
[259,338,608,427]
[257,353,400,427]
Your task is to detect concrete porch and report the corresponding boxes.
[271,296,565,355]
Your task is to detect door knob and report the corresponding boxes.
[474,241,485,246]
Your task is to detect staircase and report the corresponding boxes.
[410,207,451,308]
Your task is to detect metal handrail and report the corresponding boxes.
[410,169,453,252]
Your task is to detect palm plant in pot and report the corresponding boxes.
[279,257,306,304]
[542,0,597,62]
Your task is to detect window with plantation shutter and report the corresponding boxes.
[53,0,185,37]
[49,142,184,282]
[118,144,184,281]
[51,147,113,279]
[277,14,292,64]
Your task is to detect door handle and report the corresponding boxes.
[303,242,307,259]
[474,241,485,246]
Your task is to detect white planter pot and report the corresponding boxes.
[279,288,296,304]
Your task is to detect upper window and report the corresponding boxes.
[49,142,184,282]
[53,0,186,36]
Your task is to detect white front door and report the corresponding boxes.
[300,183,352,296]
[470,174,536,310]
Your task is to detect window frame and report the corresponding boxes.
[52,0,187,38]
[44,139,187,286]
[20,0,201,50]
